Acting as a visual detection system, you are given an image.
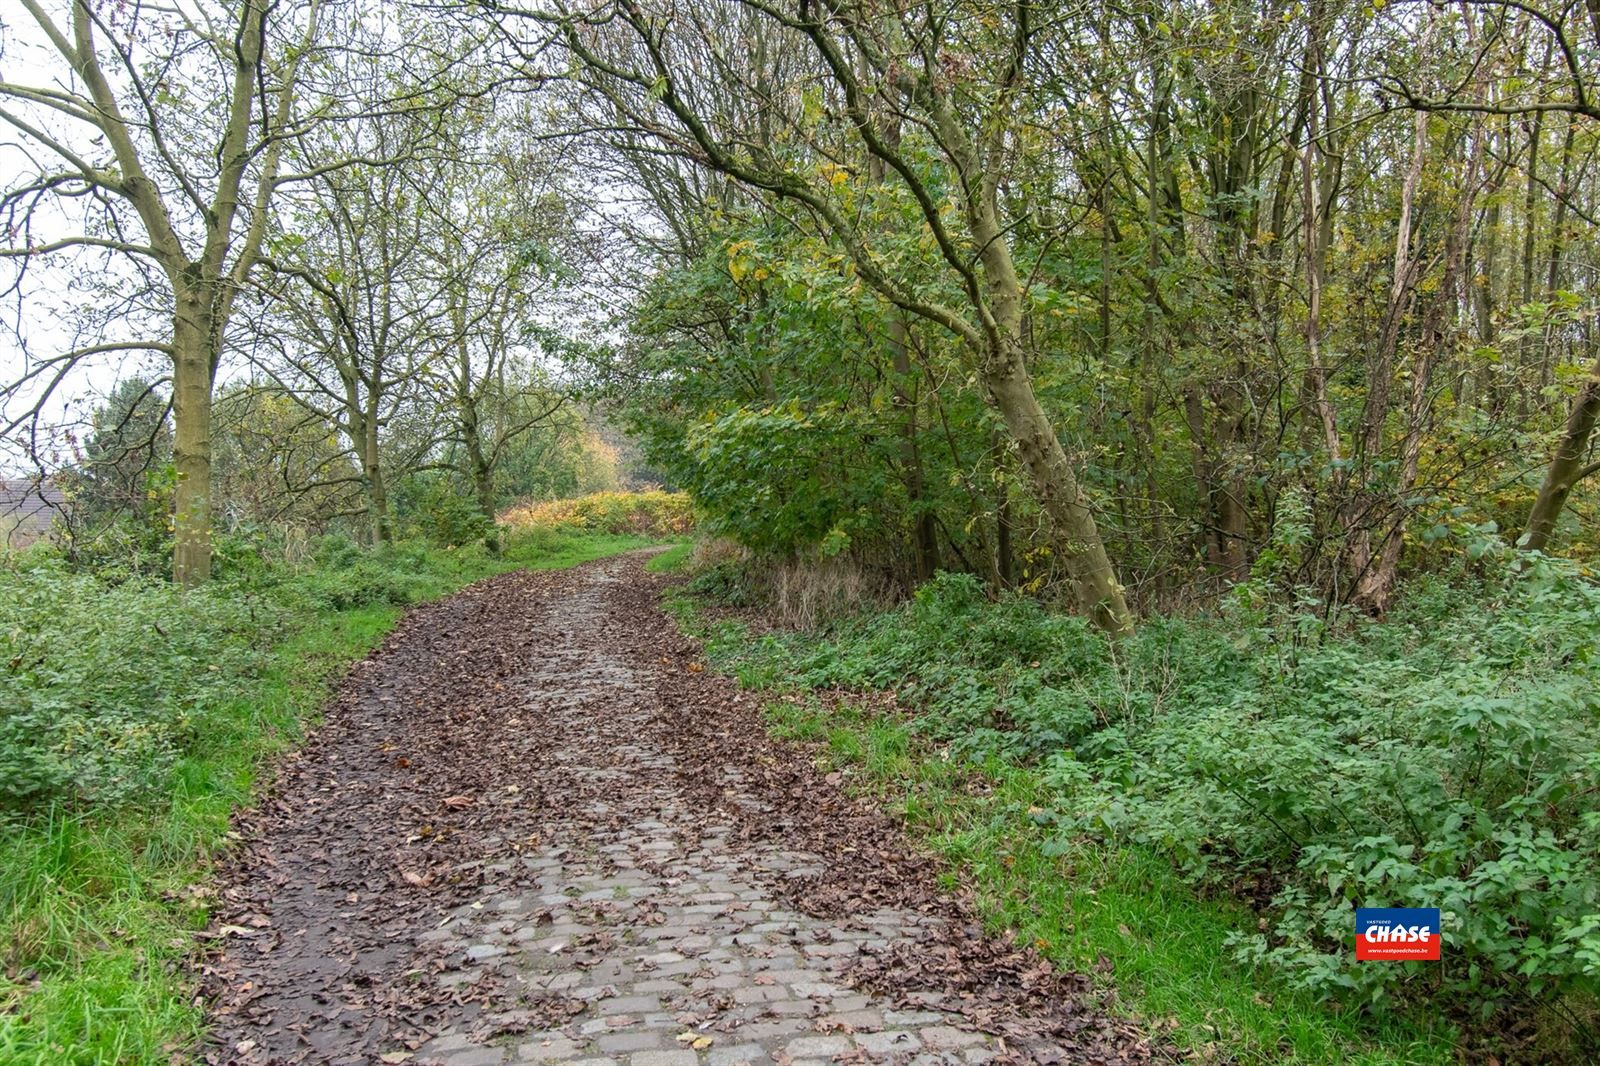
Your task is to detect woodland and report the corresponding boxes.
[1,0,1599,1062]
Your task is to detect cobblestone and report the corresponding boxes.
[375,561,1090,1065]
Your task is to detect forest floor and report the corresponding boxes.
[200,553,1162,1066]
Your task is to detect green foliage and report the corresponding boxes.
[686,556,1600,1044]
[683,557,764,608]
[0,563,275,811]
[682,402,877,554]
[0,539,502,816]
[60,378,174,532]
[488,407,623,507]
[612,214,1003,577]
[396,473,494,547]
[1107,557,1600,1021]
[666,588,1459,1064]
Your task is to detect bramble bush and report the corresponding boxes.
[1,536,497,815]
[0,561,276,811]
[706,550,1600,1025]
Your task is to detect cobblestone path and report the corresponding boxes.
[204,556,1155,1066]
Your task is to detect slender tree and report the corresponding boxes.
[1,0,327,583]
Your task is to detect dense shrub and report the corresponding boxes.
[728,555,1600,1021]
[500,489,694,537]
[398,475,494,547]
[294,545,455,610]
[0,563,280,811]
[0,539,500,814]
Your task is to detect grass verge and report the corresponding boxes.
[0,531,655,1065]
[644,541,693,573]
[662,589,1459,1066]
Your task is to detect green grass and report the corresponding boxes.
[644,540,694,573]
[0,531,656,1065]
[504,530,659,571]
[665,592,1459,1066]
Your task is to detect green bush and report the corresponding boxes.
[295,555,440,610]
[0,539,499,815]
[732,556,1600,1024]
[1093,555,1600,1017]
[686,559,761,606]
[0,564,279,812]
[399,475,494,547]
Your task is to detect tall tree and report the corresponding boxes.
[0,0,329,583]
[515,0,1136,633]
[251,119,449,545]
[1368,0,1600,551]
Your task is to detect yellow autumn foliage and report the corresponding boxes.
[498,490,695,537]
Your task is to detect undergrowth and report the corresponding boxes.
[664,543,1600,1063]
[0,528,653,1065]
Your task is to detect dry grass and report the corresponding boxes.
[767,555,896,630]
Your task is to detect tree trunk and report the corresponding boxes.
[955,154,1132,632]
[365,413,391,545]
[1351,107,1483,612]
[466,430,499,555]
[889,317,937,581]
[1523,353,1600,551]
[913,82,1133,633]
[984,352,1131,634]
[1214,390,1250,581]
[1300,13,1342,465]
[990,428,1015,589]
[1182,386,1227,572]
[454,314,501,555]
[171,293,215,587]
[1343,109,1427,605]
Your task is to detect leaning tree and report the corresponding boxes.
[499,0,1136,633]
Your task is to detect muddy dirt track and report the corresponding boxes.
[201,553,1162,1066]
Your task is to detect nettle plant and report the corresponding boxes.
[766,546,1600,1016]
[1077,550,1600,1012]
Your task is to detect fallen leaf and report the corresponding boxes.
[217,924,266,938]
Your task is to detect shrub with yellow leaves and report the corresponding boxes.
[498,489,695,538]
